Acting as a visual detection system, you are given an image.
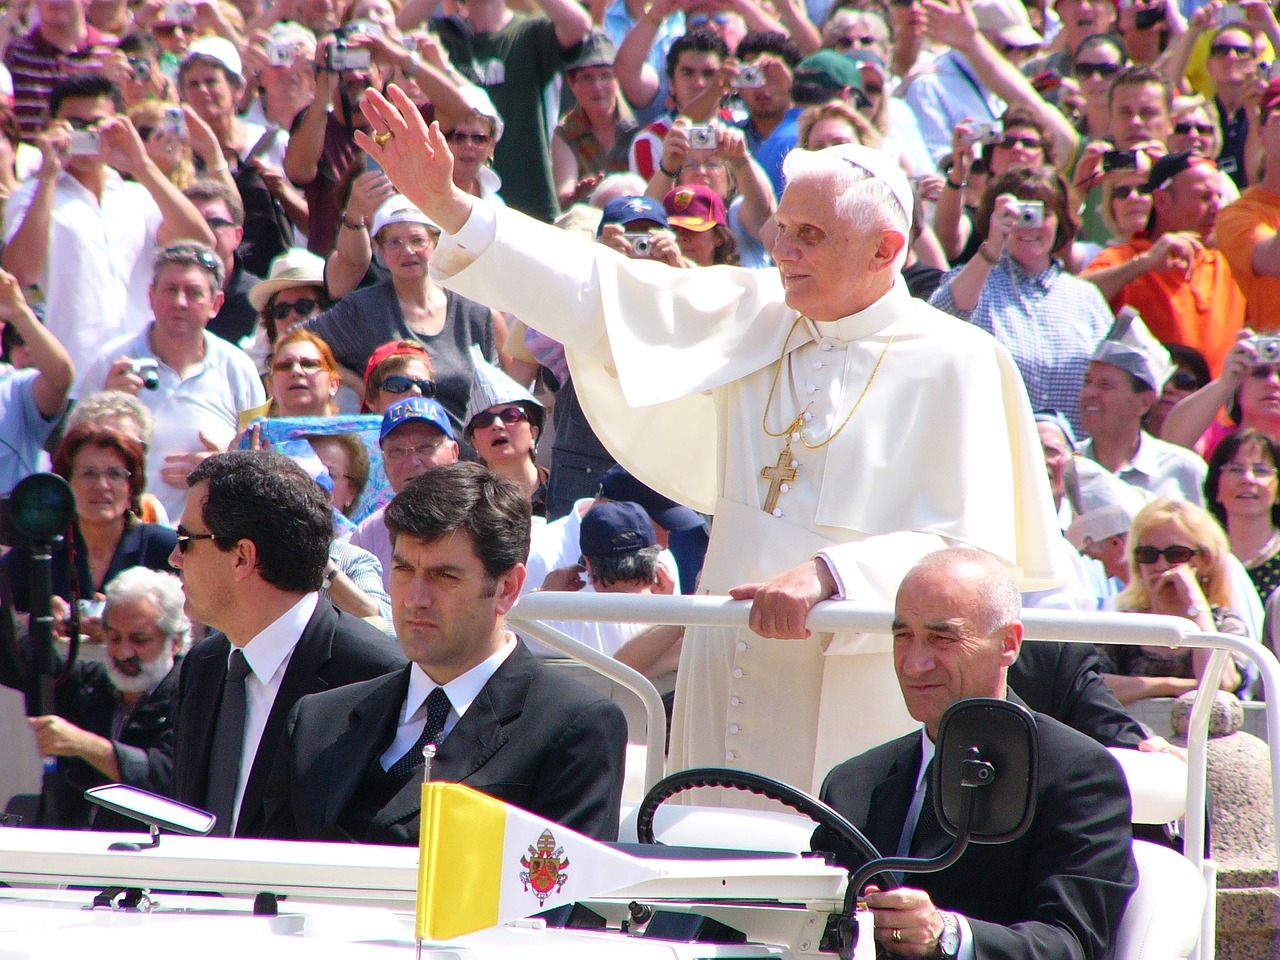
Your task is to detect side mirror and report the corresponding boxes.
[85,784,217,850]
[934,697,1037,844]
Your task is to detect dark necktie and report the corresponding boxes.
[388,686,451,779]
[895,758,935,857]
[206,649,251,837]
[910,768,942,857]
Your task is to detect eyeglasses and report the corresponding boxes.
[206,216,237,231]
[175,526,222,552]
[269,298,319,320]
[382,374,436,396]
[1169,370,1201,391]
[1223,463,1278,479]
[1249,364,1280,380]
[1075,61,1120,80]
[444,130,492,146]
[688,11,733,27]
[73,466,131,484]
[1133,544,1201,565]
[681,159,726,172]
[1210,43,1254,58]
[469,406,529,430]
[998,134,1043,150]
[383,437,448,460]
[832,35,878,50]
[1111,184,1144,199]
[379,235,435,253]
[272,356,327,374]
[1173,121,1215,136]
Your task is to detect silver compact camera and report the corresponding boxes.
[325,42,372,72]
[129,357,161,391]
[68,130,101,156]
[162,1,196,22]
[1255,336,1280,364]
[1010,200,1045,229]
[687,125,717,150]
[732,64,766,88]
[623,232,654,258]
[162,106,186,138]
[267,42,296,67]
[968,121,1003,145]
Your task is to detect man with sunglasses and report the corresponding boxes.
[1076,318,1209,506]
[1217,78,1280,333]
[1203,23,1264,189]
[78,242,266,521]
[184,179,262,352]
[351,396,460,590]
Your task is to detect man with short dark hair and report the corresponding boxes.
[814,547,1137,960]
[3,73,215,380]
[169,450,403,837]
[263,461,627,843]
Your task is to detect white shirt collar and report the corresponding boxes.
[238,593,319,683]
[402,633,518,724]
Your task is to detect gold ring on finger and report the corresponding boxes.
[373,131,393,146]
[892,928,903,943]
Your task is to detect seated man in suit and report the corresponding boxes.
[264,461,628,844]
[170,451,405,837]
[814,547,1137,960]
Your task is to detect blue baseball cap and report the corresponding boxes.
[598,195,668,235]
[380,396,455,443]
[580,501,657,558]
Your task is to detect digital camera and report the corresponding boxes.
[326,42,372,72]
[162,1,195,23]
[129,358,161,391]
[1009,200,1044,229]
[623,232,654,257]
[68,130,101,156]
[267,43,296,67]
[1255,336,1280,364]
[162,106,186,138]
[968,121,1003,145]
[687,125,717,150]
[732,64,766,89]
[1101,149,1138,172]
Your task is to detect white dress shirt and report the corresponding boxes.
[230,592,319,834]
[379,634,517,771]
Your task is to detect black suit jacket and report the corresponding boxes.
[814,700,1138,960]
[0,651,179,829]
[172,597,404,837]
[262,641,628,843]
[1009,641,1146,748]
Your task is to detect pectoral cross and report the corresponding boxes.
[761,446,799,514]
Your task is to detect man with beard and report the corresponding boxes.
[0,567,189,829]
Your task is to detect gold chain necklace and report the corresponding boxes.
[758,316,896,514]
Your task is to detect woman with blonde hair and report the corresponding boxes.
[128,99,197,190]
[795,101,880,152]
[1103,498,1248,703]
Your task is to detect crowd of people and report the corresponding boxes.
[0,0,1275,952]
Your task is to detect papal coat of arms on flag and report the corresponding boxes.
[519,829,570,902]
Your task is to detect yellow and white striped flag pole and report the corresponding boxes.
[414,781,662,944]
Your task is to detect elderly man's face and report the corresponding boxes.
[102,595,177,694]
[1037,422,1072,506]
[771,174,902,322]
[892,561,1021,738]
[1156,163,1222,238]
[381,420,459,491]
[1079,361,1152,440]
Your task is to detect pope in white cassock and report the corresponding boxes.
[357,87,1065,794]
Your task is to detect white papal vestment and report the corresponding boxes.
[433,202,1063,794]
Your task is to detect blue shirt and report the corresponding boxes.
[903,50,1004,165]
[929,256,1113,437]
[0,368,60,494]
[751,106,803,200]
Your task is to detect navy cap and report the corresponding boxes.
[598,195,668,235]
[600,465,704,532]
[1145,150,1215,193]
[380,396,455,443]
[580,501,656,558]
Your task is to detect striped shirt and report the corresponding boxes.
[4,26,108,141]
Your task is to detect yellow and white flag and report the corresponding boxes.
[415,783,662,941]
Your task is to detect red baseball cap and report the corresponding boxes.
[663,185,728,232]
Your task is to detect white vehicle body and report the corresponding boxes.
[0,596,1276,960]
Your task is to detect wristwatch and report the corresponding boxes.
[936,912,960,959]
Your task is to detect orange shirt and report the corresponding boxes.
[1083,236,1245,376]
[1216,187,1280,333]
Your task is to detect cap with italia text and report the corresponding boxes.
[380,396,455,443]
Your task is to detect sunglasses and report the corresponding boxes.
[1133,544,1200,565]
[688,11,733,26]
[206,216,237,230]
[272,356,327,373]
[998,134,1042,150]
[469,406,530,430]
[1111,184,1144,200]
[832,35,878,50]
[1168,370,1201,391]
[175,526,222,552]
[445,130,492,145]
[382,374,436,396]
[1173,121,1215,136]
[1210,43,1253,58]
[1075,61,1120,80]
[269,298,319,320]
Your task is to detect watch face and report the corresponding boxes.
[939,914,960,958]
